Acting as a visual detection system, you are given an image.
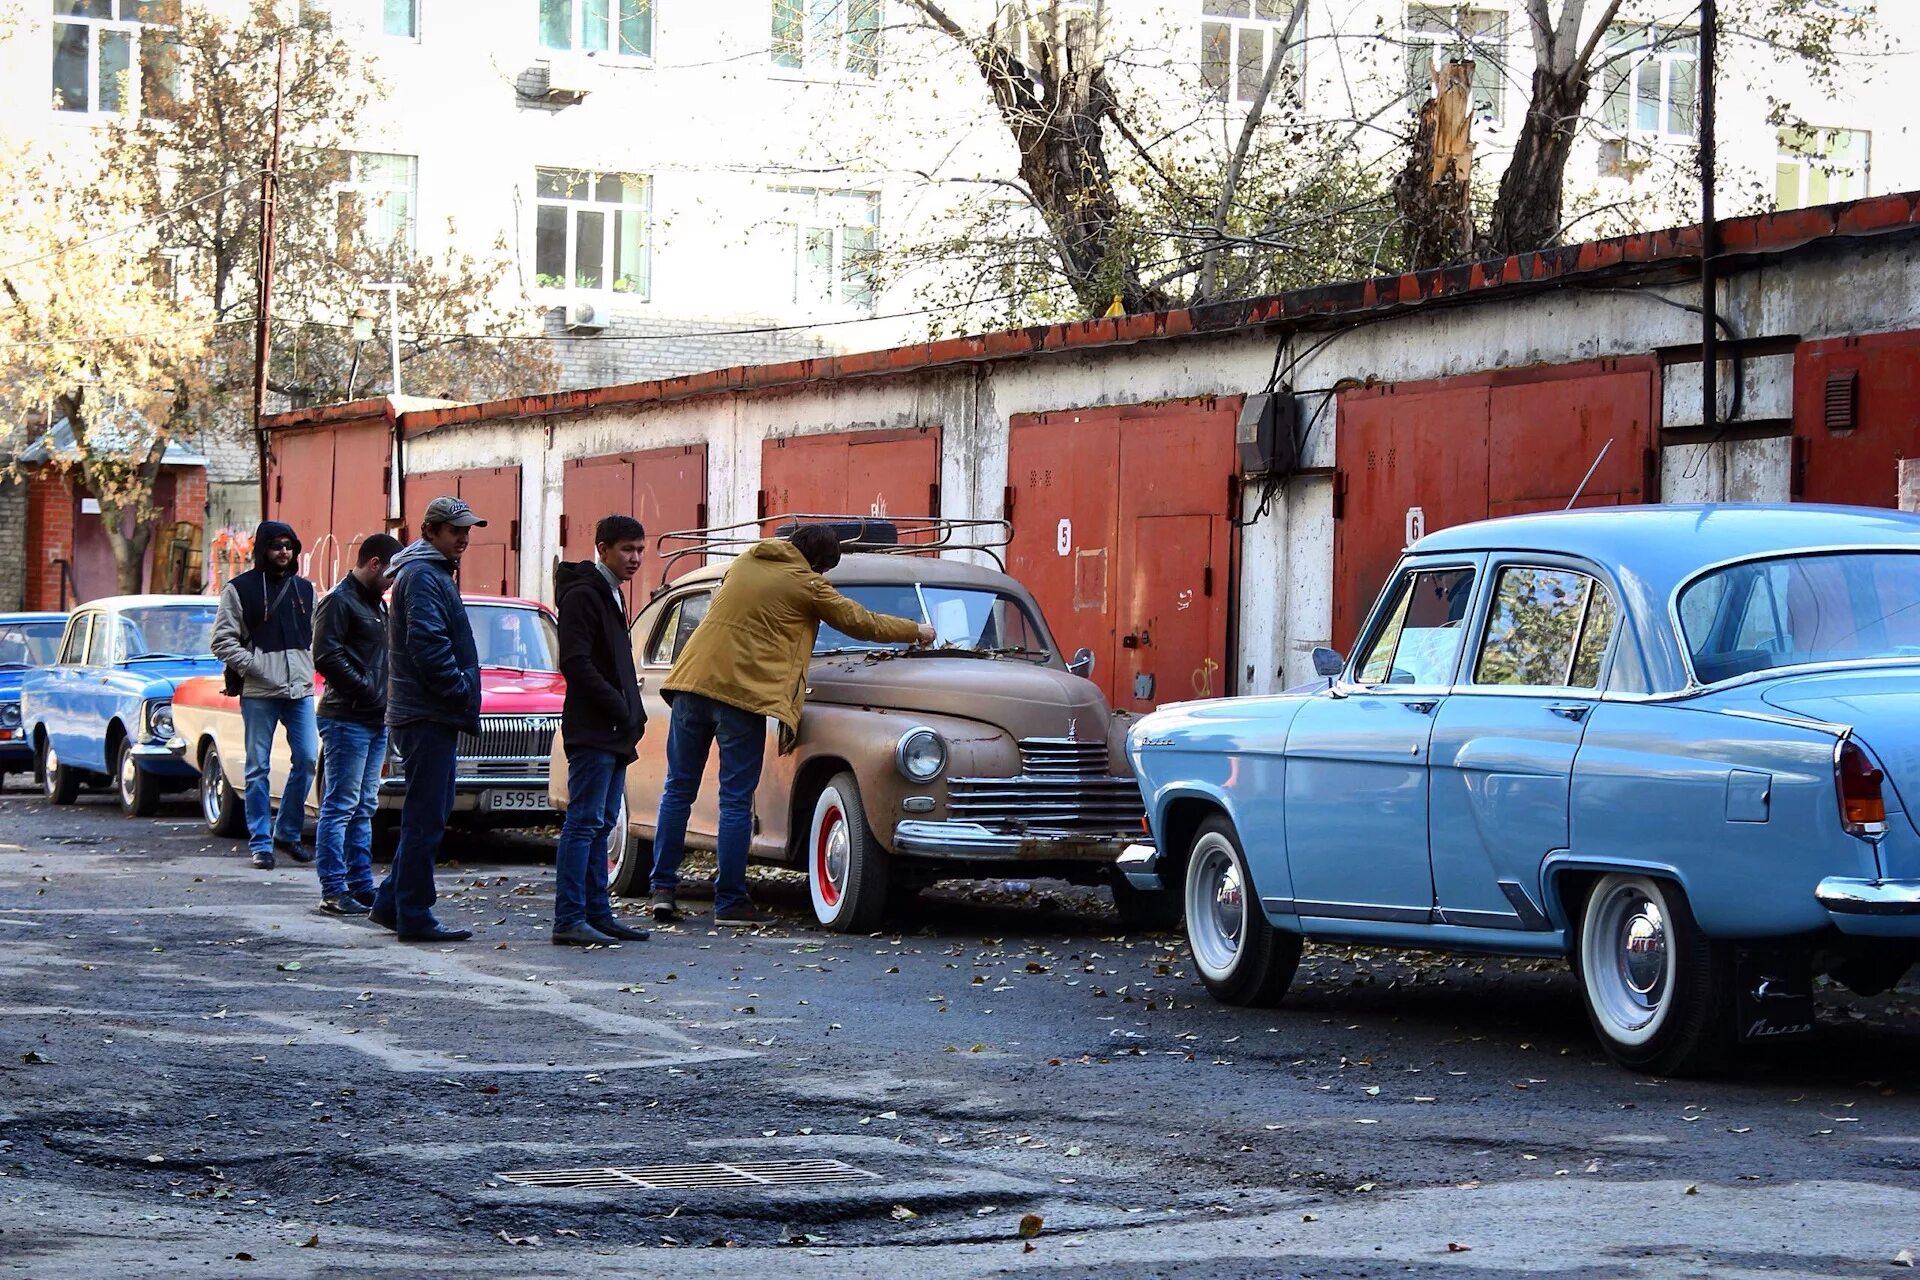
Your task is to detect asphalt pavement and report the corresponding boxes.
[3,782,1920,1278]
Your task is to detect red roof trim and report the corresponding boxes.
[261,192,1920,440]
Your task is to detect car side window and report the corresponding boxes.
[646,592,710,666]
[58,615,91,665]
[1473,566,1620,689]
[1356,567,1477,686]
[84,615,113,666]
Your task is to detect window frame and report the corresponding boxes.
[770,0,883,80]
[769,184,881,312]
[58,613,94,666]
[51,0,180,120]
[326,150,419,259]
[538,0,653,62]
[1343,557,1483,694]
[1200,0,1305,108]
[1466,561,1621,693]
[1403,3,1507,125]
[531,167,653,300]
[1600,23,1699,141]
[1775,125,1871,211]
[644,590,711,667]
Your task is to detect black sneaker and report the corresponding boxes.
[589,916,651,942]
[714,903,772,926]
[274,839,316,865]
[368,902,397,931]
[349,889,377,909]
[397,924,473,943]
[649,892,682,923]
[250,849,275,870]
[320,894,370,916]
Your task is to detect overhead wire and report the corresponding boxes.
[0,172,265,277]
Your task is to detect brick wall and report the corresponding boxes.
[22,469,74,611]
[546,308,835,391]
[0,476,23,610]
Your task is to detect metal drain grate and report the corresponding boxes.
[497,1158,877,1191]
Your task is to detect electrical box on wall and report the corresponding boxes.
[1236,392,1300,476]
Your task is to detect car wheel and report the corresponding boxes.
[115,738,160,817]
[200,742,246,837]
[1575,873,1735,1076]
[808,771,890,933]
[39,738,78,805]
[1183,816,1301,1007]
[607,788,649,897]
[1110,869,1182,932]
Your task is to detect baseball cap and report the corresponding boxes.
[423,495,487,528]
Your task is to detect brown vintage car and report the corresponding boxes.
[551,524,1163,932]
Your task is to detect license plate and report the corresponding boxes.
[483,789,549,812]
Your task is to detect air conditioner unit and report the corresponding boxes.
[541,52,597,104]
[565,300,609,333]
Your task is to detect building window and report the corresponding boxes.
[995,0,1097,73]
[299,0,416,37]
[1405,4,1505,124]
[1776,126,1870,210]
[540,0,651,58]
[771,0,881,78]
[534,168,651,296]
[51,0,182,117]
[1200,0,1303,105]
[771,186,879,310]
[322,151,417,258]
[1601,24,1697,138]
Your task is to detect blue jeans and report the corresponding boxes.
[316,718,387,899]
[555,747,624,929]
[373,720,458,934]
[241,696,317,855]
[649,692,766,913]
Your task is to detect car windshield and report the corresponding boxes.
[0,620,65,667]
[466,603,559,672]
[816,584,1049,656]
[1679,551,1920,684]
[117,605,218,660]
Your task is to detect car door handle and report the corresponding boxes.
[1400,699,1438,715]
[1547,703,1592,722]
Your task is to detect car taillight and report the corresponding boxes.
[1838,739,1888,836]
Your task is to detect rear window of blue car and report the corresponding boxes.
[1679,551,1920,684]
[0,621,64,667]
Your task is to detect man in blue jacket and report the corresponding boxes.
[370,497,485,944]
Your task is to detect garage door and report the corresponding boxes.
[561,445,708,615]
[1793,330,1920,507]
[760,428,941,539]
[267,429,334,578]
[406,465,522,597]
[1333,359,1656,651]
[1007,399,1238,712]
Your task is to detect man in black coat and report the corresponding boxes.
[370,497,485,944]
[550,514,651,946]
[311,533,402,916]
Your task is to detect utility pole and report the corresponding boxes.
[251,34,287,514]
[1699,0,1718,436]
[362,281,407,526]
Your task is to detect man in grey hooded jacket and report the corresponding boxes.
[211,520,317,870]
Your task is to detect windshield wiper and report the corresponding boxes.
[981,646,1051,659]
[123,652,196,662]
[0,662,28,671]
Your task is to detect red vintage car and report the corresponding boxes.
[168,594,566,838]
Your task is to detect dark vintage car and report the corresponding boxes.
[0,612,67,789]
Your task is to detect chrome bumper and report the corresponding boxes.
[1117,842,1162,891]
[132,740,195,775]
[892,820,1133,862]
[1816,877,1920,916]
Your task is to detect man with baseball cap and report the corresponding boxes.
[370,495,486,943]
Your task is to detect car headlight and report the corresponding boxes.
[147,701,174,741]
[0,702,19,729]
[895,727,947,782]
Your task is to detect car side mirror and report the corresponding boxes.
[1067,647,1095,678]
[1311,646,1345,679]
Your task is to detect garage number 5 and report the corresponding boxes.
[1056,518,1072,556]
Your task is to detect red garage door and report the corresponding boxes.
[267,429,334,578]
[760,428,941,537]
[561,445,708,615]
[406,466,522,596]
[1007,398,1238,711]
[1793,330,1920,507]
[1333,358,1656,651]
[327,422,392,578]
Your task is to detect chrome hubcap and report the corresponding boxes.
[1186,836,1245,977]
[608,796,627,878]
[1581,877,1675,1043]
[42,746,57,793]
[120,748,136,800]
[202,755,222,823]
[823,813,849,893]
[1622,907,1666,996]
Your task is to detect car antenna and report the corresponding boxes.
[1564,438,1615,511]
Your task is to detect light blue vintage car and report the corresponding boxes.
[0,612,68,789]
[21,595,221,816]
[1123,505,1920,1075]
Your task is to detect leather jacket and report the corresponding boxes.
[314,573,389,726]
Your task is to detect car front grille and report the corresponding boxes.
[389,714,558,779]
[945,737,1144,834]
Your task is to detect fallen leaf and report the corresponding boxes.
[1894,1248,1914,1268]
[1301,1213,1318,1223]
[277,962,302,972]
[889,1205,918,1221]
[498,1231,540,1246]
[554,1228,579,1237]
[1364,1086,1380,1097]
[18,1051,54,1065]
[1447,1242,1472,1252]
[1354,1182,1376,1192]
[299,1234,318,1248]
[1684,1185,1699,1196]
[1018,1213,1044,1239]
[232,1253,253,1262]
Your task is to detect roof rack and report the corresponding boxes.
[656,513,1013,584]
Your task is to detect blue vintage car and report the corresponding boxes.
[1123,504,1920,1075]
[22,595,222,816]
[0,612,68,789]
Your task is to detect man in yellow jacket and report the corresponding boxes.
[649,524,933,924]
